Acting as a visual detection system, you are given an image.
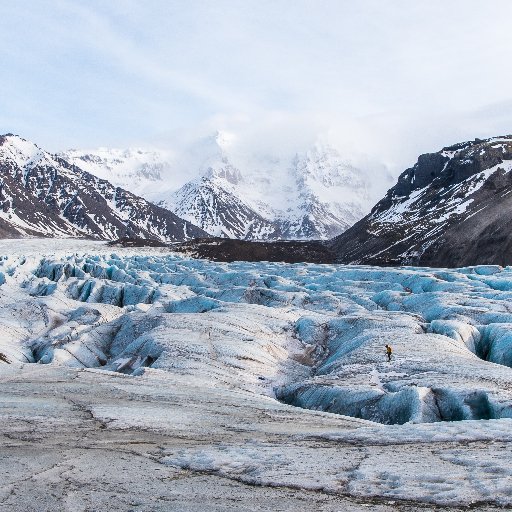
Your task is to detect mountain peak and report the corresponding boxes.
[60,146,173,197]
[0,133,48,169]
[331,135,512,267]
[213,130,235,149]
[0,134,207,242]
[59,134,374,242]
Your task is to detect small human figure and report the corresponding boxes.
[385,344,392,362]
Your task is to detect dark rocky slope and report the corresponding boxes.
[0,134,208,241]
[109,237,335,263]
[330,136,512,267]
[172,238,336,263]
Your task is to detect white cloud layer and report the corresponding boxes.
[1,0,512,176]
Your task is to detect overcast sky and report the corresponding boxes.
[2,0,512,174]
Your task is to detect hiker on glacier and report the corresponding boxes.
[385,344,392,362]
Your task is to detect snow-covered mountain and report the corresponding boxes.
[169,175,280,239]
[61,147,173,197]
[331,135,512,266]
[157,132,280,239]
[66,132,374,240]
[276,145,369,239]
[0,134,207,241]
[165,136,372,240]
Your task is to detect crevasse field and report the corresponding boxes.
[1,240,511,511]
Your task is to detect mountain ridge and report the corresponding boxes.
[0,134,208,242]
[330,135,512,267]
[62,134,374,241]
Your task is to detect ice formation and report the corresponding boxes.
[1,239,511,508]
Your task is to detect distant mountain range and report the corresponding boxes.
[330,135,512,267]
[165,134,512,268]
[0,134,207,241]
[62,132,374,240]
[5,130,512,268]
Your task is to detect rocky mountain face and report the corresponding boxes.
[0,134,207,241]
[160,135,371,240]
[159,134,281,239]
[330,135,512,267]
[167,174,281,239]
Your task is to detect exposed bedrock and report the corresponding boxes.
[330,135,512,267]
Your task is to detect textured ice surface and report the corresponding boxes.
[0,239,512,508]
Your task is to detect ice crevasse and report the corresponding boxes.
[0,242,512,425]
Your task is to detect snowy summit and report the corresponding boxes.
[62,132,374,241]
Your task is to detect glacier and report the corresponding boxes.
[0,239,511,510]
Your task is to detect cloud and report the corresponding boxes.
[1,0,512,183]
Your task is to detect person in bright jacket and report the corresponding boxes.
[385,344,392,362]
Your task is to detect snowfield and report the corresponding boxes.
[0,239,511,510]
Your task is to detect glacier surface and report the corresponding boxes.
[0,239,511,510]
